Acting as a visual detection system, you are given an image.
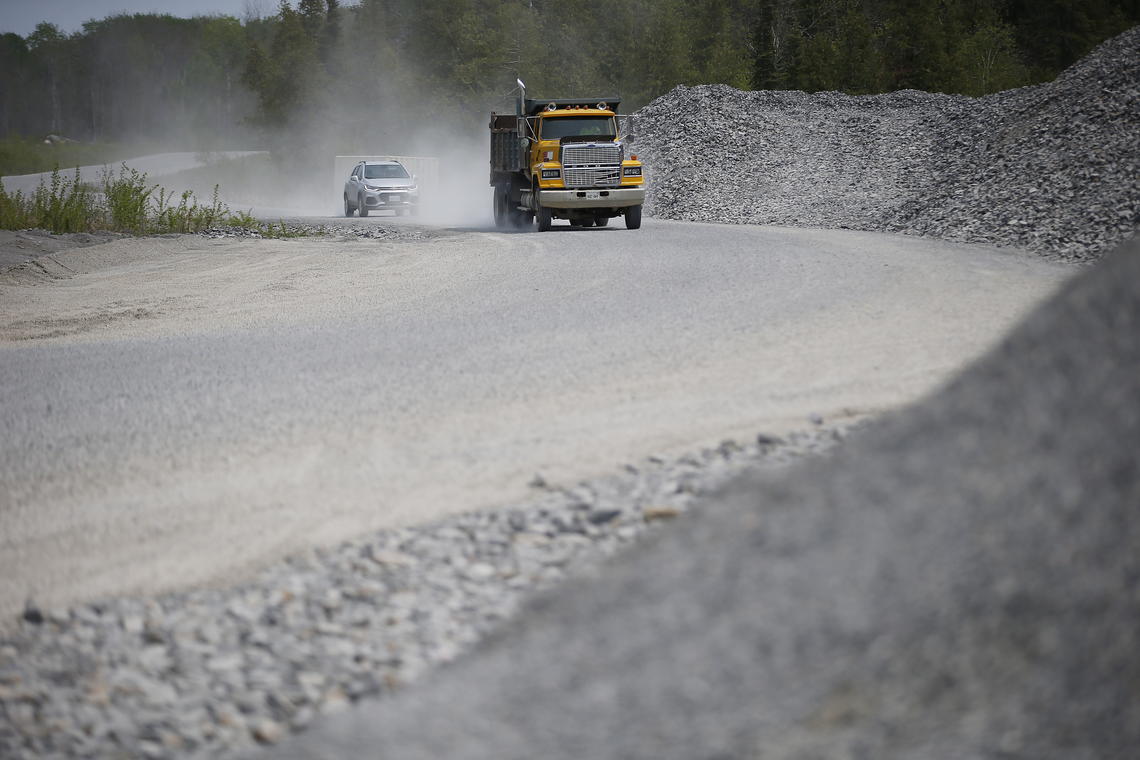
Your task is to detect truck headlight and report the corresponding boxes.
[541,169,561,179]
[623,167,642,177]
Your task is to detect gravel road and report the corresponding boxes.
[0,218,1074,756]
[0,220,1070,629]
[266,235,1138,760]
[0,151,266,199]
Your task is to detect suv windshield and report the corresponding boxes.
[364,164,409,179]
[541,116,616,140]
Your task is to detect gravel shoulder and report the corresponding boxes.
[0,420,855,759]
[0,230,128,271]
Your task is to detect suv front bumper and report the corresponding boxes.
[538,187,645,209]
[362,189,419,208]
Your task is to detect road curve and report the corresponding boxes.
[0,219,1072,621]
[1,151,266,197]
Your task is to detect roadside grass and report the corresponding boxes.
[0,164,294,236]
[0,137,132,177]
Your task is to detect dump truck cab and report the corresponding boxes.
[490,88,645,231]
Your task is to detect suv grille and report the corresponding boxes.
[561,143,623,188]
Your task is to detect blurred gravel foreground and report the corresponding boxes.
[271,237,1139,759]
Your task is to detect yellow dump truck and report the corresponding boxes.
[490,83,645,231]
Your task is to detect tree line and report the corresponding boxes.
[2,0,1136,152]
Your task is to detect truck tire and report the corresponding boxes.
[594,214,610,227]
[493,185,508,229]
[625,204,642,230]
[344,195,354,217]
[537,205,552,232]
[359,195,369,217]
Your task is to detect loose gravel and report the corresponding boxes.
[628,26,1140,263]
[0,424,856,759]
[198,221,438,242]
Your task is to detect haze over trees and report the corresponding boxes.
[1,0,1136,154]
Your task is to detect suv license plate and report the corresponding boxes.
[586,191,600,200]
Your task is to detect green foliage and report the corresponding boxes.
[0,137,132,176]
[0,0,1135,153]
[32,169,98,232]
[0,165,264,235]
[951,22,1030,96]
[102,165,153,233]
[242,2,323,128]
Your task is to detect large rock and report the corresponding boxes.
[267,236,1139,758]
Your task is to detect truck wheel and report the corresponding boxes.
[344,195,354,217]
[536,205,552,232]
[594,214,610,227]
[359,195,369,217]
[493,185,508,228]
[624,204,642,230]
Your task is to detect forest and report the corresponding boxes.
[1,0,1137,157]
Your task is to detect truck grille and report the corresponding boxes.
[564,167,622,188]
[561,143,622,188]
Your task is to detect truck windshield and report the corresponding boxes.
[364,164,409,179]
[541,116,616,140]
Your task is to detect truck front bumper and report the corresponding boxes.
[538,187,645,209]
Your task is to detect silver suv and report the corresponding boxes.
[344,160,420,217]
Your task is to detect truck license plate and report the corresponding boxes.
[586,191,600,200]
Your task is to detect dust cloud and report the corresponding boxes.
[161,114,499,228]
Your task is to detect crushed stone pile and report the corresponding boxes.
[0,428,851,759]
[628,26,1140,263]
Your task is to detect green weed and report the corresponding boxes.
[0,164,289,236]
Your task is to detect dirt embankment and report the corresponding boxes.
[0,230,127,272]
